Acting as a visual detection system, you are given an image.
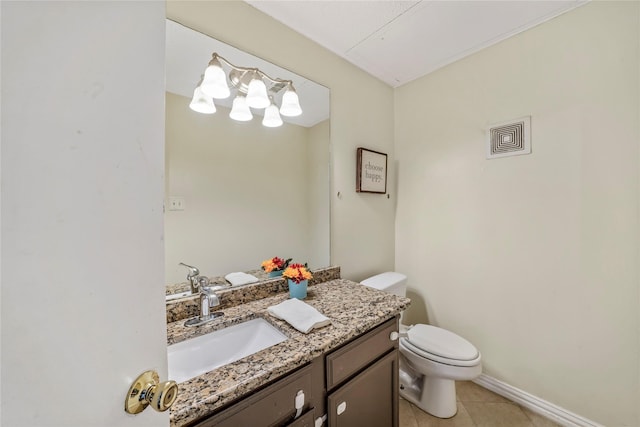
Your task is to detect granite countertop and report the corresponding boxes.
[168,278,410,427]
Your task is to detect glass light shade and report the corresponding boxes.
[245,75,270,109]
[279,87,302,117]
[229,95,253,122]
[262,103,283,128]
[189,86,216,114]
[200,59,230,99]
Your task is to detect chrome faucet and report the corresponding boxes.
[184,287,224,327]
[179,262,224,326]
[179,262,205,294]
[199,287,219,319]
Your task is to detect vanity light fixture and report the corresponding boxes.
[190,53,303,127]
[262,97,283,128]
[279,84,302,117]
[188,76,216,114]
[229,94,253,122]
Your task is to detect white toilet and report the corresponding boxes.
[361,272,482,418]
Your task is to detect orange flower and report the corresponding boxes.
[283,263,313,284]
[261,257,291,272]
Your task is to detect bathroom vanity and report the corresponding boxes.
[192,318,398,427]
[166,272,409,427]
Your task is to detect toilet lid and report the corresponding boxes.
[405,324,479,362]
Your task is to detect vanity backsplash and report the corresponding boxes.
[166,266,341,323]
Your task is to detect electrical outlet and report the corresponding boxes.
[168,197,185,211]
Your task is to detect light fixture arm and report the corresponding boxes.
[211,53,293,95]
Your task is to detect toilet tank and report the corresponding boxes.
[360,272,407,297]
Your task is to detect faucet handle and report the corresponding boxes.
[201,286,220,308]
[179,262,199,278]
[208,293,220,308]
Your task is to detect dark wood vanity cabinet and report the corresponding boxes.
[189,316,399,427]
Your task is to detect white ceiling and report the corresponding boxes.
[246,0,588,88]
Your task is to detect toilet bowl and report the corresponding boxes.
[361,272,482,418]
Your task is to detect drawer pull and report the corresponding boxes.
[336,401,347,415]
[294,390,305,419]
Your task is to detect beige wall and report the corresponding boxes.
[165,92,325,283]
[394,2,639,426]
[166,0,396,281]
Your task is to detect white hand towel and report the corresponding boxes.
[267,298,331,334]
[225,272,259,286]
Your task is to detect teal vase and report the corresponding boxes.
[269,270,283,278]
[288,279,308,299]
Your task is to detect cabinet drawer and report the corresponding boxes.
[326,317,398,390]
[193,364,313,427]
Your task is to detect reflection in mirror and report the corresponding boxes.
[164,20,331,291]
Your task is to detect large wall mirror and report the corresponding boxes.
[165,20,331,288]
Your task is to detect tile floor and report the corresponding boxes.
[399,381,562,427]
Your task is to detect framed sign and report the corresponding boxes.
[356,147,387,194]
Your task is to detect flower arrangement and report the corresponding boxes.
[283,263,313,284]
[261,256,291,273]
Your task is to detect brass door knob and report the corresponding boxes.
[125,370,178,414]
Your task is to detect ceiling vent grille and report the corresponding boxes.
[486,116,531,159]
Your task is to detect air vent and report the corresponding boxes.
[486,116,531,159]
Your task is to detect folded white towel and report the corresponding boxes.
[225,272,259,286]
[267,298,331,334]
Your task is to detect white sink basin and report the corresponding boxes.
[168,318,288,383]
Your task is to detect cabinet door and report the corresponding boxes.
[327,351,398,427]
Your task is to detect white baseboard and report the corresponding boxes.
[472,374,605,427]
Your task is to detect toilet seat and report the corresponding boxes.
[401,324,480,367]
